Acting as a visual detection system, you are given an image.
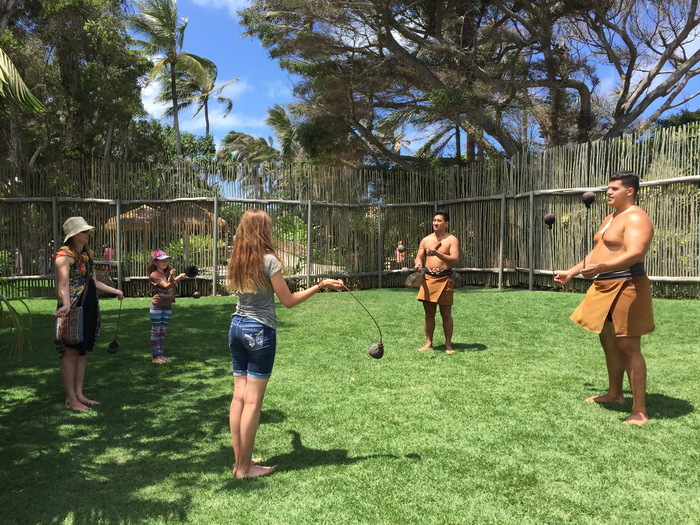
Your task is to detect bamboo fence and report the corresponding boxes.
[1,125,699,298]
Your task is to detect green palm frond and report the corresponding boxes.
[0,47,45,113]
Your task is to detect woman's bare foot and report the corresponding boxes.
[417,343,432,352]
[152,357,171,364]
[232,458,262,476]
[586,394,625,404]
[623,412,649,426]
[65,400,90,412]
[235,464,275,479]
[445,347,455,354]
[77,396,99,405]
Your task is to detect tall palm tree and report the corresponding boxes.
[0,47,45,113]
[157,62,237,136]
[129,0,209,157]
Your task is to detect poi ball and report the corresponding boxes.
[107,341,119,354]
[581,191,596,208]
[368,342,384,359]
[185,265,199,278]
[543,213,556,229]
[397,244,406,253]
[192,291,201,299]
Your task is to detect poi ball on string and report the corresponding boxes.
[397,244,406,253]
[192,290,201,299]
[107,340,119,354]
[543,213,556,229]
[185,265,199,278]
[581,192,596,208]
[368,342,384,359]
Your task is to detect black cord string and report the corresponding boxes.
[341,283,383,344]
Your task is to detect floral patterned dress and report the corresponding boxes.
[55,246,101,355]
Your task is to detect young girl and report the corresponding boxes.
[226,209,344,478]
[54,217,124,411]
[148,250,185,364]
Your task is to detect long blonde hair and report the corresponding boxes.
[226,209,280,293]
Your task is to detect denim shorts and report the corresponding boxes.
[229,315,277,379]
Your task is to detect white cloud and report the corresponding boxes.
[190,0,251,17]
[141,82,169,119]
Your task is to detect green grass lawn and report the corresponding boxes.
[1,288,699,524]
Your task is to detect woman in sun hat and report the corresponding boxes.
[147,249,185,364]
[54,216,124,412]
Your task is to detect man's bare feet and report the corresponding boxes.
[77,396,99,405]
[417,343,432,352]
[623,412,649,426]
[445,347,455,354]
[585,394,625,404]
[152,357,171,364]
[65,400,90,412]
[235,464,275,479]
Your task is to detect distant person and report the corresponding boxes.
[395,241,406,268]
[38,246,47,274]
[54,217,124,412]
[13,247,22,275]
[103,245,115,274]
[555,171,654,426]
[148,250,185,364]
[414,210,460,353]
[226,209,344,478]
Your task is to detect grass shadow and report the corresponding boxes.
[264,430,417,473]
[449,342,488,352]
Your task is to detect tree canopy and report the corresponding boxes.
[241,0,700,168]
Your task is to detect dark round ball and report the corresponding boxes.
[107,341,119,354]
[581,191,596,208]
[185,265,199,278]
[368,342,384,359]
[192,291,201,299]
[397,244,406,253]
[543,213,556,226]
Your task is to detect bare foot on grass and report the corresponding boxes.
[65,400,90,412]
[235,465,275,479]
[417,343,432,352]
[232,458,261,476]
[586,394,625,404]
[152,357,171,364]
[623,412,649,426]
[445,347,455,354]
[77,396,99,405]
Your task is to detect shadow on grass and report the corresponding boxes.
[449,342,488,352]
[0,300,242,524]
[264,430,418,473]
[584,385,694,420]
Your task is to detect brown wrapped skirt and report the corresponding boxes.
[417,273,454,305]
[570,276,655,336]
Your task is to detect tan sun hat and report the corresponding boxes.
[62,216,95,243]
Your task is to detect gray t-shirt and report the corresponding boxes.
[234,253,283,329]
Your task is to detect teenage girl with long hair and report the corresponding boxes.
[226,209,344,478]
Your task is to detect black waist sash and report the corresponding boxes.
[425,268,453,277]
[596,262,646,281]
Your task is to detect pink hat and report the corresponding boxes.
[151,249,170,260]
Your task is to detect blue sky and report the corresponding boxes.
[141,0,294,148]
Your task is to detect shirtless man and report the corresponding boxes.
[555,171,654,426]
[415,210,460,353]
